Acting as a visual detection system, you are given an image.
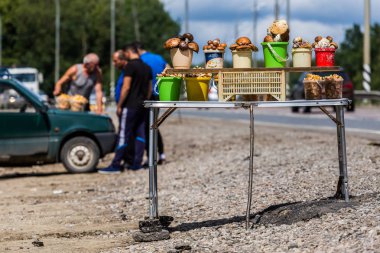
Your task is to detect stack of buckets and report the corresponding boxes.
[156,75,210,102]
[261,42,336,67]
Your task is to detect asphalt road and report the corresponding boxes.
[172,106,380,136]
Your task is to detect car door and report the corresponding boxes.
[0,82,49,161]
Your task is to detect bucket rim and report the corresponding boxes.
[231,49,253,53]
[314,48,336,52]
[204,50,225,53]
[292,47,312,53]
[261,42,289,45]
[156,76,182,80]
[184,76,211,81]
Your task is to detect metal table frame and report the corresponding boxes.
[145,99,350,229]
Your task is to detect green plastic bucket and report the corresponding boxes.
[155,77,182,101]
[261,42,289,67]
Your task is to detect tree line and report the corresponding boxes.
[0,0,379,94]
[0,0,180,95]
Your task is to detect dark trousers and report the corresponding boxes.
[112,107,147,169]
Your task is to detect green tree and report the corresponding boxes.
[335,23,380,91]
[0,0,180,96]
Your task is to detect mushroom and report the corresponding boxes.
[330,42,339,49]
[280,32,289,42]
[263,35,274,42]
[217,46,225,51]
[182,33,194,42]
[249,44,259,52]
[164,38,181,49]
[314,36,322,42]
[212,39,220,46]
[293,36,303,44]
[236,36,251,45]
[179,40,189,51]
[269,20,289,35]
[220,43,227,48]
[229,43,238,50]
[188,42,199,53]
[326,36,333,42]
[236,45,251,51]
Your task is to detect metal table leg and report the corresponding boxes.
[246,105,255,229]
[149,107,159,219]
[335,105,349,202]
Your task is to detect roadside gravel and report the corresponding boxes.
[0,116,379,252]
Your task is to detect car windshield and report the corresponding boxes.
[12,78,48,105]
[12,73,36,82]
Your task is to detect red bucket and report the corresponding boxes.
[315,48,335,66]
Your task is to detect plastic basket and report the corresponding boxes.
[217,71,286,101]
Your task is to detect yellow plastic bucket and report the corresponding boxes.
[185,77,210,101]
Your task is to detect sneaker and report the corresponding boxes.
[98,166,122,174]
[126,165,143,171]
[158,154,166,165]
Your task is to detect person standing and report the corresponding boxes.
[134,41,168,165]
[113,50,128,104]
[99,44,152,174]
[53,53,103,114]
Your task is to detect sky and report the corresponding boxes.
[159,0,380,64]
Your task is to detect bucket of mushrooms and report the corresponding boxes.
[291,37,312,67]
[261,20,290,68]
[164,33,199,69]
[56,93,71,110]
[312,36,338,67]
[203,39,227,68]
[229,37,258,68]
[324,74,343,99]
[303,74,323,100]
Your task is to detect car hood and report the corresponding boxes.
[47,108,114,133]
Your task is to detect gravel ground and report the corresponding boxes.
[0,116,379,252]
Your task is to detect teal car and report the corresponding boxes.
[0,72,116,173]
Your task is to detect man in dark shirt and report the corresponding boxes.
[99,44,152,174]
[134,41,168,165]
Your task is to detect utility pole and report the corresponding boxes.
[54,0,60,83]
[234,23,239,39]
[285,0,290,83]
[253,0,258,67]
[110,0,115,101]
[185,0,189,32]
[275,0,279,20]
[363,0,371,92]
[0,14,2,67]
[131,0,141,41]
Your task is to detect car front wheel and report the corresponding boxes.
[60,137,100,173]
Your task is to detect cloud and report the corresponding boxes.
[160,0,379,65]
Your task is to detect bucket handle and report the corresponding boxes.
[209,74,217,91]
[267,43,289,62]
[153,78,161,95]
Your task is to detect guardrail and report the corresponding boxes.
[354,90,380,101]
